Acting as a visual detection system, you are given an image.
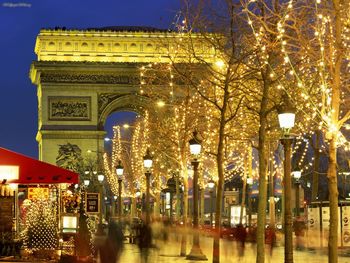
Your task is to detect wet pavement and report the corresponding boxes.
[2,232,350,262]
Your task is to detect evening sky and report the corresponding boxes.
[0,0,180,158]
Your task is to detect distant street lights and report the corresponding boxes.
[278,97,295,263]
[97,173,105,235]
[186,131,207,261]
[116,160,124,218]
[143,149,153,224]
[208,179,215,227]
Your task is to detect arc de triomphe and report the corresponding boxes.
[30,26,214,165]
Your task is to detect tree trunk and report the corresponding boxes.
[328,1,342,261]
[213,152,224,263]
[240,151,247,225]
[212,96,227,263]
[176,176,180,222]
[256,76,270,263]
[328,136,338,263]
[256,127,268,263]
[311,130,321,201]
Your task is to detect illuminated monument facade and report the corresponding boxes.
[30,27,215,164]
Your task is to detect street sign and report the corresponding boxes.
[85,192,99,214]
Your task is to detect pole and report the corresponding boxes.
[118,179,122,218]
[176,176,180,222]
[145,172,151,224]
[295,181,300,217]
[97,183,104,235]
[247,185,252,228]
[269,142,276,229]
[281,138,293,263]
[186,160,207,260]
[210,189,213,227]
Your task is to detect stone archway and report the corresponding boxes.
[30,27,214,165]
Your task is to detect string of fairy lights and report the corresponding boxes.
[102,1,349,197]
[241,0,349,183]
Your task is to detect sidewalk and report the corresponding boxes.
[2,234,350,263]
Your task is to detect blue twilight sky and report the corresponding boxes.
[0,0,180,158]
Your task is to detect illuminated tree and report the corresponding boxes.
[139,62,211,255]
[244,0,350,261]
[168,2,262,261]
[21,198,58,252]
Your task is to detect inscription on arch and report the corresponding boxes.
[49,96,90,120]
[40,73,140,84]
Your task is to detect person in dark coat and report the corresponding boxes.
[236,224,247,257]
[137,222,152,263]
[99,221,124,263]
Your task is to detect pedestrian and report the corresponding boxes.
[236,224,247,257]
[99,221,124,263]
[137,221,153,263]
[265,226,276,256]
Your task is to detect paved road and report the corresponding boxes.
[116,233,350,263]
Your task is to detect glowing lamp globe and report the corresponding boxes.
[278,97,295,130]
[116,160,124,177]
[189,131,202,155]
[247,177,253,185]
[83,179,90,186]
[293,169,302,180]
[208,180,215,189]
[97,174,104,183]
[143,149,153,169]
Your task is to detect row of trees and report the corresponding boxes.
[99,1,349,262]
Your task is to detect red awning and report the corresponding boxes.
[0,147,79,184]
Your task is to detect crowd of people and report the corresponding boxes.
[90,216,302,263]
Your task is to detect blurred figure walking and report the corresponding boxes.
[99,221,124,263]
[137,221,153,263]
[236,224,247,257]
[265,226,276,256]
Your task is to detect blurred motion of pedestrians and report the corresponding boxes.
[236,224,247,257]
[265,226,276,256]
[137,221,153,263]
[99,221,124,263]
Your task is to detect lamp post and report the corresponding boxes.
[292,168,301,218]
[97,173,104,235]
[82,179,90,210]
[246,177,253,228]
[116,160,124,219]
[143,149,153,224]
[186,131,207,260]
[278,97,295,263]
[208,180,215,227]
[135,189,141,218]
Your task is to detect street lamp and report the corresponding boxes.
[186,131,207,260]
[116,160,124,218]
[293,167,302,218]
[83,179,90,187]
[246,177,253,228]
[143,149,153,224]
[208,179,215,227]
[97,173,104,235]
[278,97,295,263]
